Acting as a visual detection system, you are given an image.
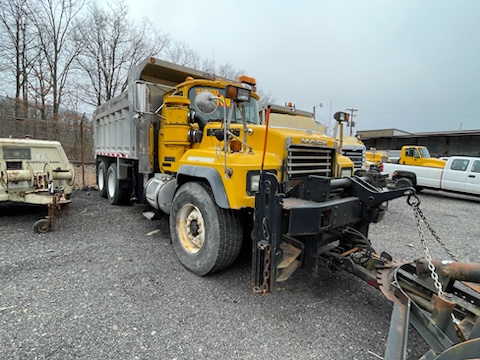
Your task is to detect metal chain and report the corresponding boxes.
[412,204,459,262]
[407,193,460,296]
[412,204,445,296]
[261,218,271,296]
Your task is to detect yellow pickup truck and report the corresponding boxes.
[395,145,445,168]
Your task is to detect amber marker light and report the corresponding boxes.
[238,75,256,86]
[227,86,238,99]
[230,139,241,152]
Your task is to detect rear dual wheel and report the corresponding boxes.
[97,161,108,198]
[106,163,131,205]
[169,182,243,276]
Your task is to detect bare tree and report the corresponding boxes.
[28,0,85,120]
[165,40,201,68]
[200,58,216,76]
[257,89,277,107]
[28,43,52,119]
[216,62,245,81]
[75,0,170,106]
[0,0,35,117]
[214,63,276,104]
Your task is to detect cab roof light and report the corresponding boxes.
[226,85,251,102]
[285,102,296,111]
[333,111,350,123]
[238,75,256,86]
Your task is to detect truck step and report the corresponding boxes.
[277,242,302,269]
[277,260,301,282]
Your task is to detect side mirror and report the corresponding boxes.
[195,91,218,114]
[134,82,149,113]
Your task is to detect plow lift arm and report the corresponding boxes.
[252,172,480,359]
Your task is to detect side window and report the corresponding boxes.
[3,147,31,159]
[450,159,469,171]
[405,148,413,157]
[471,160,480,173]
[413,149,420,158]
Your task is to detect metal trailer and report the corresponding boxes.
[0,138,74,232]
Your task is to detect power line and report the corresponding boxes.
[361,110,480,118]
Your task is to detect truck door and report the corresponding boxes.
[402,147,415,165]
[442,158,469,192]
[464,159,480,195]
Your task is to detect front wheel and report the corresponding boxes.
[169,182,243,276]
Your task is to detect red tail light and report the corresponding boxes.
[379,163,384,172]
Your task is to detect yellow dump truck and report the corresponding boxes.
[93,57,398,279]
[0,137,74,232]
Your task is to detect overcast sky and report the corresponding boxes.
[126,0,480,134]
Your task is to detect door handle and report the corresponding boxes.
[468,175,475,178]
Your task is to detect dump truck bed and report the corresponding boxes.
[94,58,217,161]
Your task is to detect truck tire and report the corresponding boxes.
[107,163,131,205]
[169,182,243,276]
[97,161,108,198]
[395,177,413,190]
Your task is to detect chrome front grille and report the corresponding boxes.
[342,149,365,170]
[287,145,334,180]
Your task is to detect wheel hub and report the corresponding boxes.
[98,171,104,190]
[178,204,205,253]
[108,172,115,198]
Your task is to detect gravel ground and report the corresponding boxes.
[0,188,479,360]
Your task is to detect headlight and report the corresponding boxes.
[248,174,260,194]
[246,170,276,195]
[340,167,353,178]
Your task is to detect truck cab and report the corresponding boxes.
[330,118,366,172]
[338,135,366,172]
[398,145,446,168]
[366,148,390,170]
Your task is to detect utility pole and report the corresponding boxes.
[345,108,358,136]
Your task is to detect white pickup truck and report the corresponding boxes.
[381,156,480,196]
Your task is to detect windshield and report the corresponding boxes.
[189,86,260,124]
[418,147,431,158]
